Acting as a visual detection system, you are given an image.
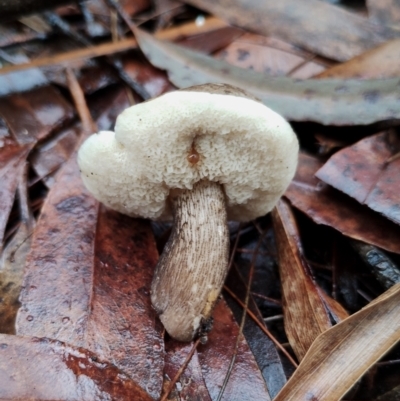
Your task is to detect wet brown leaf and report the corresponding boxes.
[317,39,400,79]
[274,283,400,401]
[224,264,287,398]
[285,153,400,254]
[16,101,164,399]
[0,85,74,145]
[177,26,244,54]
[164,340,212,401]
[197,298,271,401]
[134,28,400,125]
[316,132,400,225]
[29,123,80,187]
[0,165,34,334]
[184,0,398,61]
[0,334,153,401]
[272,200,342,361]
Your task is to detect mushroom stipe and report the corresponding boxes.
[151,180,229,341]
[77,83,299,341]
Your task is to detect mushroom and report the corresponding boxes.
[77,83,299,342]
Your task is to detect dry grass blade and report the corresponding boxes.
[272,200,334,361]
[274,283,400,401]
[134,28,400,125]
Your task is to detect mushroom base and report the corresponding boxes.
[150,180,230,342]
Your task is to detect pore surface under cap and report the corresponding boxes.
[78,90,299,221]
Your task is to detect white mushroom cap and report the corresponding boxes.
[78,84,298,221]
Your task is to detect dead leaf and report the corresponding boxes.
[0,334,153,401]
[164,340,212,401]
[197,298,272,401]
[274,283,400,401]
[367,0,400,27]
[0,165,34,334]
[0,139,29,247]
[134,28,400,125]
[177,26,244,54]
[316,132,400,225]
[215,32,326,78]
[16,95,164,399]
[285,153,400,254]
[224,263,288,398]
[184,0,398,61]
[272,200,334,361]
[30,123,80,187]
[317,39,400,79]
[0,85,74,145]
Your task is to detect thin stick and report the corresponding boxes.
[224,285,298,368]
[0,17,227,76]
[216,234,264,401]
[160,338,201,401]
[65,67,97,134]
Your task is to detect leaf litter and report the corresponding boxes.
[1,1,400,400]
[134,28,400,125]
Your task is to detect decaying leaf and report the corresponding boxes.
[184,0,398,61]
[272,199,345,361]
[225,264,287,398]
[29,123,81,187]
[197,298,272,401]
[134,28,400,125]
[285,153,400,254]
[16,90,164,399]
[164,340,212,401]
[317,39,400,79]
[0,139,28,247]
[274,283,400,401]
[0,85,74,145]
[367,0,400,27]
[0,334,153,401]
[316,132,400,225]
[0,165,34,334]
[215,33,326,78]
[351,239,400,289]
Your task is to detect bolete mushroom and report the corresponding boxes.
[78,83,298,342]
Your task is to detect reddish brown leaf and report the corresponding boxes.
[224,264,287,398]
[197,298,271,401]
[30,124,80,187]
[0,85,74,145]
[164,340,212,401]
[121,56,174,99]
[0,334,152,401]
[272,200,333,361]
[285,153,400,254]
[0,164,34,334]
[184,0,398,61]
[178,26,244,54]
[316,39,400,79]
[316,132,400,226]
[17,111,164,399]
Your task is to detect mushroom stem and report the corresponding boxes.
[151,180,229,342]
